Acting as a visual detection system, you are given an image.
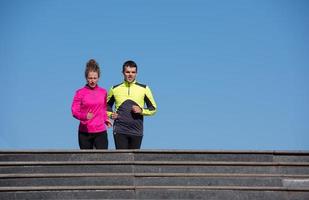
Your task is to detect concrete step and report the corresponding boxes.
[0,173,308,187]
[0,150,308,199]
[1,150,309,162]
[135,150,309,163]
[0,176,133,187]
[2,172,308,178]
[0,164,132,174]
[1,161,308,175]
[137,176,281,187]
[0,189,135,199]
[136,187,309,200]
[0,186,308,199]
[1,162,309,175]
[0,175,283,187]
[0,151,133,162]
[135,162,309,175]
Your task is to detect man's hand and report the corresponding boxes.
[111,112,118,120]
[132,105,142,114]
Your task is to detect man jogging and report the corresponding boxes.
[107,60,157,149]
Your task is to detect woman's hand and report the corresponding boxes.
[87,112,94,120]
[105,119,112,128]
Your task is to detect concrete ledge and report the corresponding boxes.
[283,179,309,188]
[1,173,309,178]
[1,149,309,154]
[1,185,309,192]
[1,161,309,166]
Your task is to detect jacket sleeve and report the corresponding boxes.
[102,90,109,123]
[142,86,157,116]
[107,87,115,118]
[71,90,87,121]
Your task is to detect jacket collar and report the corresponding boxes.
[124,80,136,86]
[85,84,98,90]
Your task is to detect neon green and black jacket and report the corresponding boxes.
[107,80,157,136]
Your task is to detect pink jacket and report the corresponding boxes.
[71,85,108,133]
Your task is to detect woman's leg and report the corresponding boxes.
[94,131,108,149]
[78,131,94,149]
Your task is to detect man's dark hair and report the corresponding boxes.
[122,60,138,72]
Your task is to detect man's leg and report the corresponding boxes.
[128,135,143,149]
[114,133,129,149]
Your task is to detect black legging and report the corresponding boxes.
[114,133,143,149]
[78,131,108,149]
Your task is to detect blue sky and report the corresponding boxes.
[0,0,308,150]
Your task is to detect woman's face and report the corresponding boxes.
[87,71,99,88]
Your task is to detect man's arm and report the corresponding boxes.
[107,87,115,118]
[141,86,157,116]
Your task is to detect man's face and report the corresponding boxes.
[123,66,137,83]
